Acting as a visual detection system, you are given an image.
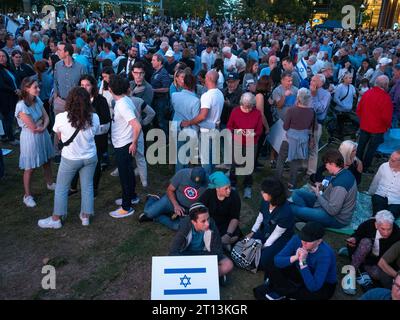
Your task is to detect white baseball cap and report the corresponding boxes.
[379,57,392,65]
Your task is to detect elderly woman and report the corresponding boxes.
[227,92,263,199]
[30,32,46,62]
[344,210,400,291]
[312,140,363,185]
[276,88,315,189]
[246,176,294,272]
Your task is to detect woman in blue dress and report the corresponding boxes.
[15,77,55,207]
[246,176,295,272]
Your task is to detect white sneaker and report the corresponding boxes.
[47,183,56,191]
[115,196,140,206]
[23,195,37,208]
[109,207,135,219]
[38,216,62,229]
[243,187,252,199]
[110,168,119,177]
[80,213,90,226]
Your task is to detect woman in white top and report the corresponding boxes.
[38,87,100,229]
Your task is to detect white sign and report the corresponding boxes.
[151,255,220,300]
[266,119,286,153]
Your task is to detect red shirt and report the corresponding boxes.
[356,87,393,134]
[227,106,263,145]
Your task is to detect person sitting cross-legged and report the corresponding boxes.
[263,222,337,300]
[139,167,208,231]
[343,210,400,292]
[246,176,294,272]
[169,202,234,284]
[199,171,242,251]
[290,149,357,229]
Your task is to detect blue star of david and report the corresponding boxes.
[179,274,191,288]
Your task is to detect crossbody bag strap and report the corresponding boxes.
[60,128,80,147]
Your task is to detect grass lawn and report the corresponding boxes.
[0,135,384,300]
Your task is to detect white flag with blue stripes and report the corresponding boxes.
[151,255,220,300]
[204,11,212,27]
[3,15,18,36]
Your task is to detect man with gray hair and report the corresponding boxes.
[307,74,331,176]
[356,75,393,173]
[223,46,238,74]
[344,210,400,292]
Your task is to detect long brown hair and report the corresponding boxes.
[20,77,38,106]
[65,87,94,130]
[34,60,47,82]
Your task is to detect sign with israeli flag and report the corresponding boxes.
[2,15,19,36]
[204,11,212,27]
[151,255,220,300]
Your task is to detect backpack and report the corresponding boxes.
[231,238,263,273]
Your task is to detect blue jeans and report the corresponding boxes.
[54,156,97,216]
[144,194,181,231]
[290,190,346,228]
[115,143,137,211]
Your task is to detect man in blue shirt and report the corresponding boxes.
[360,272,400,300]
[263,221,337,300]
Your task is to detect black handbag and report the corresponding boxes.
[58,128,80,150]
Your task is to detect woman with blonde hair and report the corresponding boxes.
[311,140,363,185]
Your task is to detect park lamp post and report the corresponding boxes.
[359,3,366,28]
[310,1,316,28]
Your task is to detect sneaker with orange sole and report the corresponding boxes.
[109,207,135,219]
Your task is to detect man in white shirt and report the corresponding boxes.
[180,70,224,174]
[369,150,400,219]
[108,75,142,219]
[201,43,216,71]
[222,46,238,75]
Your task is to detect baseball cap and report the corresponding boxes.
[190,167,207,186]
[165,49,174,57]
[379,57,392,66]
[299,222,325,242]
[227,72,239,81]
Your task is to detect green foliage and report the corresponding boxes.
[268,0,312,24]
[328,0,363,20]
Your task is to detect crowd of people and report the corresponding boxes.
[1,12,400,300]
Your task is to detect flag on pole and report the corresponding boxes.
[305,21,311,32]
[181,20,188,33]
[204,11,212,27]
[3,15,19,36]
[295,57,309,81]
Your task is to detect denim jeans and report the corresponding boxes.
[53,156,97,216]
[199,129,217,175]
[356,130,384,171]
[144,194,181,231]
[135,133,147,186]
[115,143,137,211]
[290,189,346,228]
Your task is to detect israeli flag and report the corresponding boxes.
[181,20,188,33]
[204,11,212,27]
[3,15,18,36]
[296,57,308,81]
[305,21,311,32]
[151,256,220,300]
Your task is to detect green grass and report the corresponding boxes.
[0,132,383,300]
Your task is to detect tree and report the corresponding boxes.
[218,0,244,20]
[269,0,312,24]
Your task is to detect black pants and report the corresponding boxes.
[229,145,257,188]
[115,143,137,211]
[265,263,336,300]
[372,194,400,219]
[336,112,359,139]
[0,110,15,141]
[356,130,384,171]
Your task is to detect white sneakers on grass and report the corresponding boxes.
[47,183,56,191]
[23,195,37,208]
[38,216,62,229]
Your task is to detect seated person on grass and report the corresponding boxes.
[139,167,207,230]
[368,150,400,219]
[344,210,400,291]
[169,202,234,283]
[262,222,337,300]
[199,171,242,250]
[290,149,357,229]
[377,240,400,288]
[360,272,400,300]
[246,176,294,272]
